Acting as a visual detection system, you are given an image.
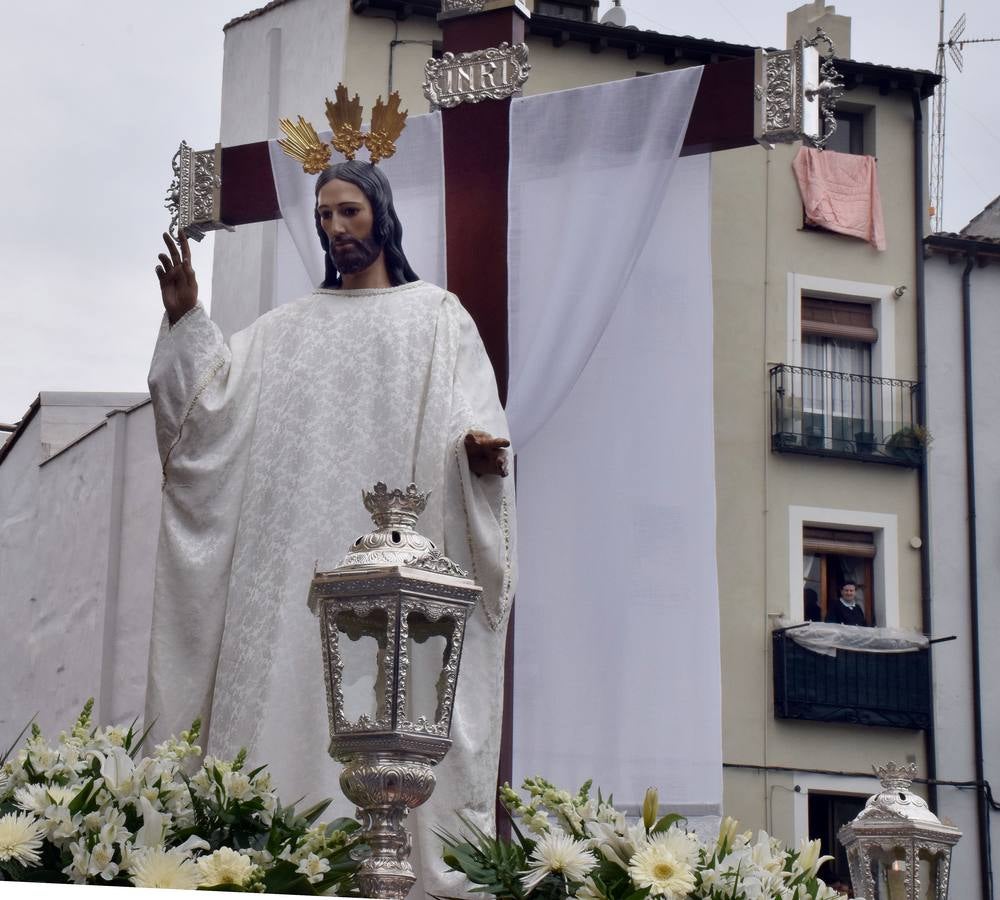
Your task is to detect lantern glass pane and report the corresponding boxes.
[872,849,908,900]
[406,610,455,725]
[917,850,939,900]
[336,608,389,724]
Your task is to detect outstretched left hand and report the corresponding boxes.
[465,431,510,477]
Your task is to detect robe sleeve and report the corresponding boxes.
[144,305,261,748]
[147,305,230,471]
[443,296,518,631]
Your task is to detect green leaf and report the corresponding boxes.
[621,886,653,900]
[651,813,686,834]
[68,776,98,816]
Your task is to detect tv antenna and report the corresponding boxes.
[930,3,1000,232]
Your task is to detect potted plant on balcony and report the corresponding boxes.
[886,425,932,464]
[854,430,876,455]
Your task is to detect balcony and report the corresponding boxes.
[772,629,930,730]
[769,364,924,466]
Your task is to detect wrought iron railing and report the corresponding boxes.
[772,629,931,730]
[769,364,924,466]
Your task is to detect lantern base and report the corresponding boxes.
[340,755,438,899]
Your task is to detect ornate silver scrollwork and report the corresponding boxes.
[753,27,844,149]
[164,141,232,242]
[340,758,438,899]
[423,42,530,109]
[440,0,487,13]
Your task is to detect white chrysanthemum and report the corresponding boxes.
[296,852,331,884]
[521,831,598,894]
[13,785,49,816]
[0,769,9,797]
[129,847,202,889]
[197,846,258,887]
[628,830,698,899]
[0,812,45,866]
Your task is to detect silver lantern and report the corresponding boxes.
[307,482,480,899]
[838,762,961,900]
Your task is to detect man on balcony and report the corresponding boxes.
[825,580,870,627]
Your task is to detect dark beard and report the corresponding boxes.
[330,235,382,275]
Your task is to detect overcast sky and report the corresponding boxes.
[1,0,997,425]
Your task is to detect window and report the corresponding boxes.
[803,526,875,624]
[808,792,865,889]
[788,506,899,627]
[800,296,877,451]
[536,1,590,21]
[825,110,865,155]
[786,274,896,381]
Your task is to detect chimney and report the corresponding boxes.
[786,0,851,58]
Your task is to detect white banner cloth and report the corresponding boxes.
[508,69,722,813]
[268,111,447,300]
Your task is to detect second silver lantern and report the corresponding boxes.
[308,482,480,899]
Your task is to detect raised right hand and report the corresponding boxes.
[156,230,198,325]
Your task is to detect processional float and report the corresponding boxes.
[163,4,846,897]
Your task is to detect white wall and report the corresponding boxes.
[0,400,161,747]
[925,255,1000,900]
[212,0,350,338]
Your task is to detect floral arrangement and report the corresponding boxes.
[0,701,362,892]
[439,777,847,900]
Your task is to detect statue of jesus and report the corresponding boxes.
[146,158,516,898]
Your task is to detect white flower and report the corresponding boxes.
[0,770,9,797]
[522,806,550,835]
[88,841,120,881]
[98,809,130,846]
[13,785,49,816]
[296,852,331,884]
[222,770,252,800]
[62,840,91,884]
[0,812,45,866]
[521,831,598,894]
[45,785,78,807]
[628,829,698,898]
[42,804,78,844]
[96,746,136,794]
[129,847,202,889]
[198,846,259,887]
[794,838,833,879]
[133,795,169,848]
[576,874,607,900]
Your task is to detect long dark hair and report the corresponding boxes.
[314,161,419,288]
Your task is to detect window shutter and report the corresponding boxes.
[802,297,878,343]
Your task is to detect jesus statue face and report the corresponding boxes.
[317,178,384,276]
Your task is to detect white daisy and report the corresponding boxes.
[0,812,45,867]
[628,829,698,898]
[197,846,258,887]
[521,831,598,894]
[129,847,202,889]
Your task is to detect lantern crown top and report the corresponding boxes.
[858,761,944,826]
[318,482,469,579]
[364,482,428,530]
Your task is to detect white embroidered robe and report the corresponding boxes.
[145,280,516,896]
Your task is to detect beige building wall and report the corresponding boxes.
[712,89,927,840]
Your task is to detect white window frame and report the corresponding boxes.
[787,273,897,378]
[788,505,899,627]
[791,771,880,849]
